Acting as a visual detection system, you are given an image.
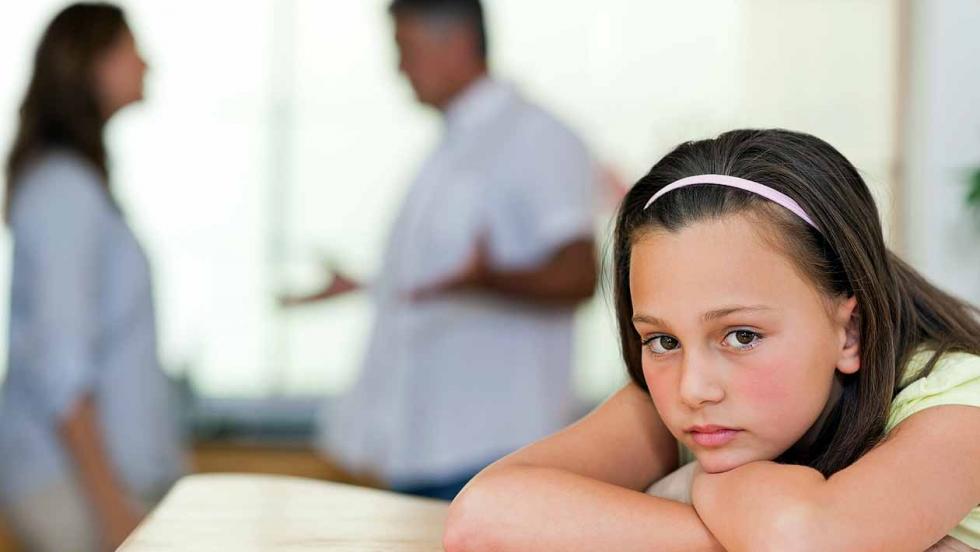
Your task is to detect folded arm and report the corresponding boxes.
[444,384,724,552]
[446,467,722,552]
[692,405,980,552]
[476,238,597,305]
[415,238,596,307]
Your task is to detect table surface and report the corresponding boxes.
[118,474,449,551]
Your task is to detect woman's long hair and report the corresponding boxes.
[4,2,128,221]
[613,129,980,476]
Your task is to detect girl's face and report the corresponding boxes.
[630,213,859,474]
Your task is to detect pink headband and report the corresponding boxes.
[643,174,820,232]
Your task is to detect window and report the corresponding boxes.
[0,1,899,403]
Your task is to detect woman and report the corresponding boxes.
[0,4,185,551]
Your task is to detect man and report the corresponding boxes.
[297,0,597,500]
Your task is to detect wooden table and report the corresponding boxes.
[118,474,448,551]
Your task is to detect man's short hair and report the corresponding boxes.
[388,0,488,60]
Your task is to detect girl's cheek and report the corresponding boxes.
[732,358,825,439]
[732,359,791,406]
[642,363,671,397]
[643,366,680,416]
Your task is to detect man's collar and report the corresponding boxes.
[443,76,514,133]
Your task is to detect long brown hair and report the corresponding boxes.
[4,2,128,222]
[613,129,980,476]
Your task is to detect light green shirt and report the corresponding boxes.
[886,350,980,548]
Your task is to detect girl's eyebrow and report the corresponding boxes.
[631,313,665,326]
[632,305,774,327]
[702,305,774,322]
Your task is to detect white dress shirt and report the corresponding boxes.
[319,77,596,485]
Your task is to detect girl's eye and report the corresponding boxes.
[723,330,762,351]
[645,335,681,354]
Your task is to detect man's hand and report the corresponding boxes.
[279,272,361,307]
[412,235,492,300]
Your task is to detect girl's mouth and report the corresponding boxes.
[687,425,742,447]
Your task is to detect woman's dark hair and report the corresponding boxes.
[613,128,980,476]
[4,2,128,222]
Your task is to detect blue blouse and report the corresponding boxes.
[0,150,185,504]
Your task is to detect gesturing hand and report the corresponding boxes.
[412,235,492,300]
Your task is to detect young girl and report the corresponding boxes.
[443,129,980,552]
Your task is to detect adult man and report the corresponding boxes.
[301,0,597,500]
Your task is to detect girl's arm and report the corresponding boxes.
[691,405,980,552]
[443,384,725,552]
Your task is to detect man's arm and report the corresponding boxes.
[416,237,597,307]
[480,238,596,305]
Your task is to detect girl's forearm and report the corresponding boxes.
[444,465,724,552]
[692,461,828,552]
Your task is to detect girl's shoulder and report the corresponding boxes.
[886,350,980,433]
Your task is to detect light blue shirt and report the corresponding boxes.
[0,150,185,504]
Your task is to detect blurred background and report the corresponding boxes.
[0,0,978,548]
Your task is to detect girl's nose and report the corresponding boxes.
[678,352,726,409]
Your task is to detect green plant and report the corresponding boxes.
[970,168,980,211]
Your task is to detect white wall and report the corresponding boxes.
[0,1,902,399]
[903,0,980,306]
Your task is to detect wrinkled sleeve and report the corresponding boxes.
[10,165,106,421]
[490,120,597,268]
[886,353,980,433]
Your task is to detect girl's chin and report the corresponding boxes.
[694,450,767,474]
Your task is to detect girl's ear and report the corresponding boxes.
[836,295,861,375]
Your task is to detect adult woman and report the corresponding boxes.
[0,4,185,551]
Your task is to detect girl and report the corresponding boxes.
[443,129,980,551]
[0,4,185,551]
